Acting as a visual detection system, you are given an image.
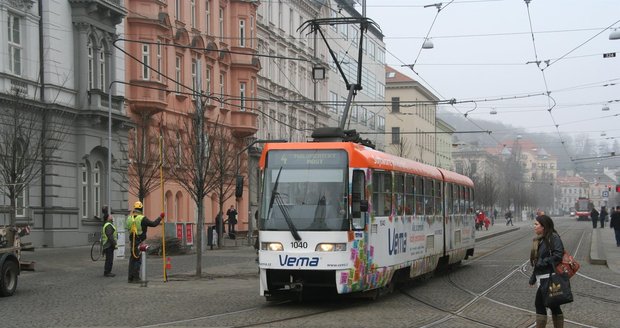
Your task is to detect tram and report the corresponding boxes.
[574,197,592,221]
[257,128,475,300]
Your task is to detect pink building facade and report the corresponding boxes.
[125,0,259,238]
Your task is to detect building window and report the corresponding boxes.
[329,92,338,113]
[392,127,400,144]
[239,19,246,47]
[392,97,400,113]
[175,55,182,93]
[15,185,26,217]
[99,50,106,89]
[205,0,211,34]
[190,0,196,28]
[156,40,162,81]
[219,8,224,42]
[240,82,246,110]
[250,16,254,48]
[191,59,198,97]
[93,162,101,218]
[219,73,225,108]
[369,112,376,129]
[378,116,385,131]
[87,42,94,89]
[8,14,22,76]
[175,0,181,19]
[205,66,212,104]
[289,8,294,35]
[142,44,150,80]
[81,165,88,219]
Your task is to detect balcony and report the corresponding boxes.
[127,80,168,114]
[230,110,258,138]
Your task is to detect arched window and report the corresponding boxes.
[93,162,101,217]
[99,43,107,89]
[81,163,89,219]
[175,191,183,222]
[87,40,94,89]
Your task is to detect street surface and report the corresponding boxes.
[2,217,619,328]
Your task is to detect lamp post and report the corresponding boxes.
[236,138,286,245]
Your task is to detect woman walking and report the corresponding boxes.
[529,215,566,328]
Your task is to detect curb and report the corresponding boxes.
[475,227,521,242]
[589,228,607,265]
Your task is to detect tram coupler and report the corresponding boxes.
[139,243,149,287]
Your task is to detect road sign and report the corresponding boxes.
[603,52,616,58]
[602,191,609,197]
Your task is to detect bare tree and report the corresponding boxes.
[0,90,71,226]
[165,95,220,276]
[389,137,412,158]
[210,121,241,246]
[118,112,162,203]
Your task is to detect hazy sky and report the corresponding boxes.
[356,0,619,153]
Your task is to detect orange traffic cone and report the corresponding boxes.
[166,257,172,270]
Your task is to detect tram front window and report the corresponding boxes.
[262,150,348,231]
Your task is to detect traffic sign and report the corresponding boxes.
[602,191,609,197]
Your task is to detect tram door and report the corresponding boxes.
[351,170,369,285]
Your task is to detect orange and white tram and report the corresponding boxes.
[257,133,475,300]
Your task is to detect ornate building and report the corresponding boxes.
[0,0,129,247]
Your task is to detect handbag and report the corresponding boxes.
[555,250,580,278]
[543,271,574,307]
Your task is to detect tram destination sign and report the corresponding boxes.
[268,149,347,167]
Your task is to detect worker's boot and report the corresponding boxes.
[552,314,564,328]
[536,314,547,328]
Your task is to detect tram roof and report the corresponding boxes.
[259,142,473,188]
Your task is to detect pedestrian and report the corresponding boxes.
[475,210,485,231]
[528,215,566,328]
[590,207,599,229]
[610,205,620,247]
[505,210,514,226]
[225,205,238,239]
[102,207,117,277]
[600,206,608,228]
[126,201,164,283]
[483,215,491,230]
[493,208,498,226]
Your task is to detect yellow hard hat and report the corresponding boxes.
[134,201,144,210]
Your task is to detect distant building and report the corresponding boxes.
[384,66,439,165]
[556,176,588,214]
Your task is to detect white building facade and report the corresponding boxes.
[0,0,130,247]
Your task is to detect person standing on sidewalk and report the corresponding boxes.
[600,206,608,228]
[225,205,238,239]
[126,201,164,283]
[610,205,620,247]
[590,207,599,228]
[102,208,117,277]
[529,215,566,328]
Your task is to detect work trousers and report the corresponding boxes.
[128,237,142,281]
[104,246,114,274]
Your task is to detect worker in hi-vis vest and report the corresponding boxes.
[126,201,164,283]
[102,207,117,277]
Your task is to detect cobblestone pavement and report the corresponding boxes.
[3,216,618,328]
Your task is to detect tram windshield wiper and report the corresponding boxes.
[267,167,301,241]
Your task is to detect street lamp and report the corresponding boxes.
[610,28,620,40]
[235,138,286,245]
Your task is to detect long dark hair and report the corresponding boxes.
[536,215,556,240]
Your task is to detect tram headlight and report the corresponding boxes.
[315,243,347,252]
[261,242,284,251]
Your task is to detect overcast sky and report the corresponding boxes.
[356,0,619,153]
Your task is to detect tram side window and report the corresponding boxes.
[453,184,460,214]
[415,176,424,215]
[424,178,434,216]
[351,170,366,230]
[405,175,414,215]
[372,171,392,216]
[435,180,442,216]
[395,173,404,216]
[446,183,453,215]
[467,187,473,213]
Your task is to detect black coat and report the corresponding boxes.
[529,232,564,284]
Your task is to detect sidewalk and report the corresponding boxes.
[474,217,528,241]
[589,226,620,274]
